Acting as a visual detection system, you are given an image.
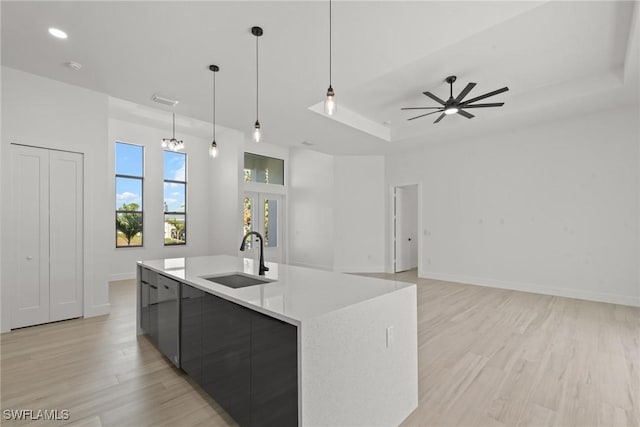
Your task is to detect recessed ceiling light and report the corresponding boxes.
[48,28,68,39]
[65,61,82,71]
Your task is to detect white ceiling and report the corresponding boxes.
[2,1,638,155]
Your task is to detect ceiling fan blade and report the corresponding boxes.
[407,110,443,121]
[401,107,443,110]
[462,102,504,108]
[460,87,509,106]
[433,113,446,123]
[457,109,475,119]
[454,82,476,103]
[422,91,446,105]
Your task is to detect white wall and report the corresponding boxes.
[289,148,335,270]
[333,156,386,272]
[208,129,244,257]
[288,149,386,272]
[386,106,640,306]
[108,117,214,280]
[1,67,112,331]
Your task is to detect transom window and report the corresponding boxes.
[244,152,284,185]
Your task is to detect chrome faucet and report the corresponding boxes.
[239,231,269,276]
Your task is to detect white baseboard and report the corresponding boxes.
[84,303,111,318]
[109,272,136,282]
[421,271,640,307]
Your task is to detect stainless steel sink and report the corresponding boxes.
[200,273,273,289]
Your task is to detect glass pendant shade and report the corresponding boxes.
[209,140,218,158]
[325,85,336,115]
[253,120,261,143]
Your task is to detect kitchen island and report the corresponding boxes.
[137,255,418,427]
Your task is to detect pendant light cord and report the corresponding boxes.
[172,112,175,138]
[213,70,216,140]
[256,34,259,122]
[329,0,332,87]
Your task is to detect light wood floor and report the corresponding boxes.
[1,273,638,427]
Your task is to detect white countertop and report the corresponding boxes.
[138,255,414,325]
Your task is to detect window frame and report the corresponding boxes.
[115,141,144,248]
[163,150,187,246]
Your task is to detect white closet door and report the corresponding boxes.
[49,150,83,322]
[11,145,50,328]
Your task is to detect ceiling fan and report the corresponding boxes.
[401,76,509,123]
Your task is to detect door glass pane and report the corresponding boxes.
[116,177,142,210]
[164,182,185,213]
[164,213,186,245]
[264,199,278,247]
[243,196,253,249]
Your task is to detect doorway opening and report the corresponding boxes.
[392,184,419,273]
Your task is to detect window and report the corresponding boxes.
[164,151,187,245]
[244,152,284,185]
[115,142,144,247]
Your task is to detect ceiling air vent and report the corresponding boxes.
[151,94,179,107]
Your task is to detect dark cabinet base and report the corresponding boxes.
[251,311,298,427]
[178,283,298,427]
[137,267,179,367]
[203,292,252,426]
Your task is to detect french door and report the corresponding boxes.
[242,192,283,263]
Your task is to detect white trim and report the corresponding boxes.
[244,181,287,195]
[422,271,640,307]
[388,182,423,275]
[307,102,391,142]
[109,272,136,282]
[84,303,112,318]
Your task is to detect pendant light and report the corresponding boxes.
[161,112,184,151]
[324,0,336,115]
[252,26,263,142]
[209,64,219,158]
